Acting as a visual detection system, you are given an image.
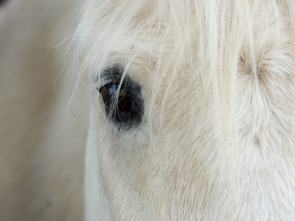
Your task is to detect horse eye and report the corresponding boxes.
[98,67,143,129]
[99,82,132,122]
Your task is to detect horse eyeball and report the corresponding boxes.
[98,67,143,129]
[99,82,132,122]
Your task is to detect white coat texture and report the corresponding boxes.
[1,0,295,221]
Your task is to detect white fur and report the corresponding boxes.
[2,0,295,220]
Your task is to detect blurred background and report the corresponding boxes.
[0,1,88,220]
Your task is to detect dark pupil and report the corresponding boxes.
[98,66,143,128]
[100,82,132,122]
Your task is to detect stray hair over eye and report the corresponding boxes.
[98,66,144,129]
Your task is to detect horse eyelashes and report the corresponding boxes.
[98,67,144,129]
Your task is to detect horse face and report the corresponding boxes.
[76,0,295,220]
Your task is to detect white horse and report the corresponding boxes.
[1,0,295,220]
